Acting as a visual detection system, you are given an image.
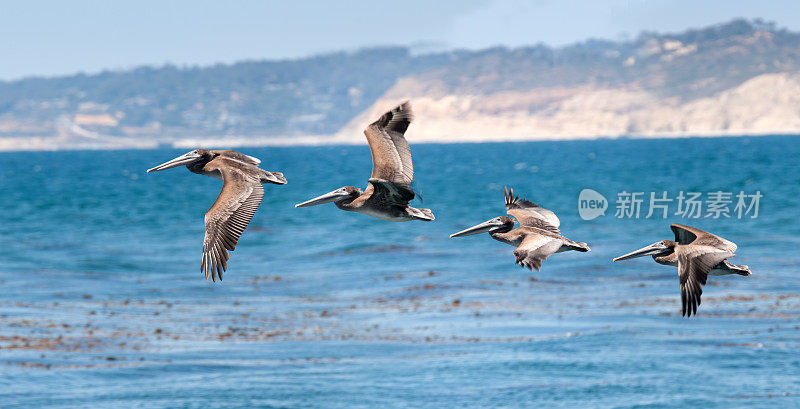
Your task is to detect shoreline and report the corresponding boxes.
[0,129,797,152]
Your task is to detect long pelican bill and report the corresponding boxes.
[613,242,669,261]
[294,189,351,208]
[147,151,203,172]
[450,219,504,238]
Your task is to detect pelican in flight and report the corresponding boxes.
[450,187,590,270]
[613,224,751,317]
[295,102,434,222]
[147,149,287,282]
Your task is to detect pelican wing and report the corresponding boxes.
[364,102,414,187]
[212,149,262,166]
[671,224,737,253]
[677,245,735,317]
[505,187,560,233]
[366,178,415,207]
[512,231,564,271]
[201,157,265,282]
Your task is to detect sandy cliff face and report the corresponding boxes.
[337,72,800,142]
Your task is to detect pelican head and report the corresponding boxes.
[450,216,515,238]
[613,240,675,262]
[147,149,212,172]
[295,186,361,208]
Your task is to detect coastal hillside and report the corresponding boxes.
[0,48,453,150]
[340,19,800,142]
[3,19,800,150]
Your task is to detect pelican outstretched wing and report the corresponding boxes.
[201,157,266,282]
[505,187,560,234]
[512,232,564,271]
[677,245,735,317]
[367,178,416,207]
[364,102,414,187]
[671,224,737,253]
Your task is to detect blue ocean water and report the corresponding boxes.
[0,135,799,408]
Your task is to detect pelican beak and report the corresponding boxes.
[450,219,503,238]
[294,189,350,208]
[147,151,202,172]
[613,242,669,261]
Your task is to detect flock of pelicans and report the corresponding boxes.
[147,102,751,318]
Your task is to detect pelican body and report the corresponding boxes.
[450,187,590,271]
[613,224,751,317]
[147,149,287,282]
[295,102,434,222]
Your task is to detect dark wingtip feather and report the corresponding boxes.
[375,101,414,131]
[395,101,413,120]
[504,186,514,207]
[681,289,687,317]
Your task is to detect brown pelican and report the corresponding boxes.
[147,149,287,282]
[295,102,434,222]
[450,187,590,271]
[613,224,751,317]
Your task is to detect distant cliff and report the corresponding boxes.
[3,19,800,150]
[339,19,800,142]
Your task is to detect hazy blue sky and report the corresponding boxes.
[2,0,799,80]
